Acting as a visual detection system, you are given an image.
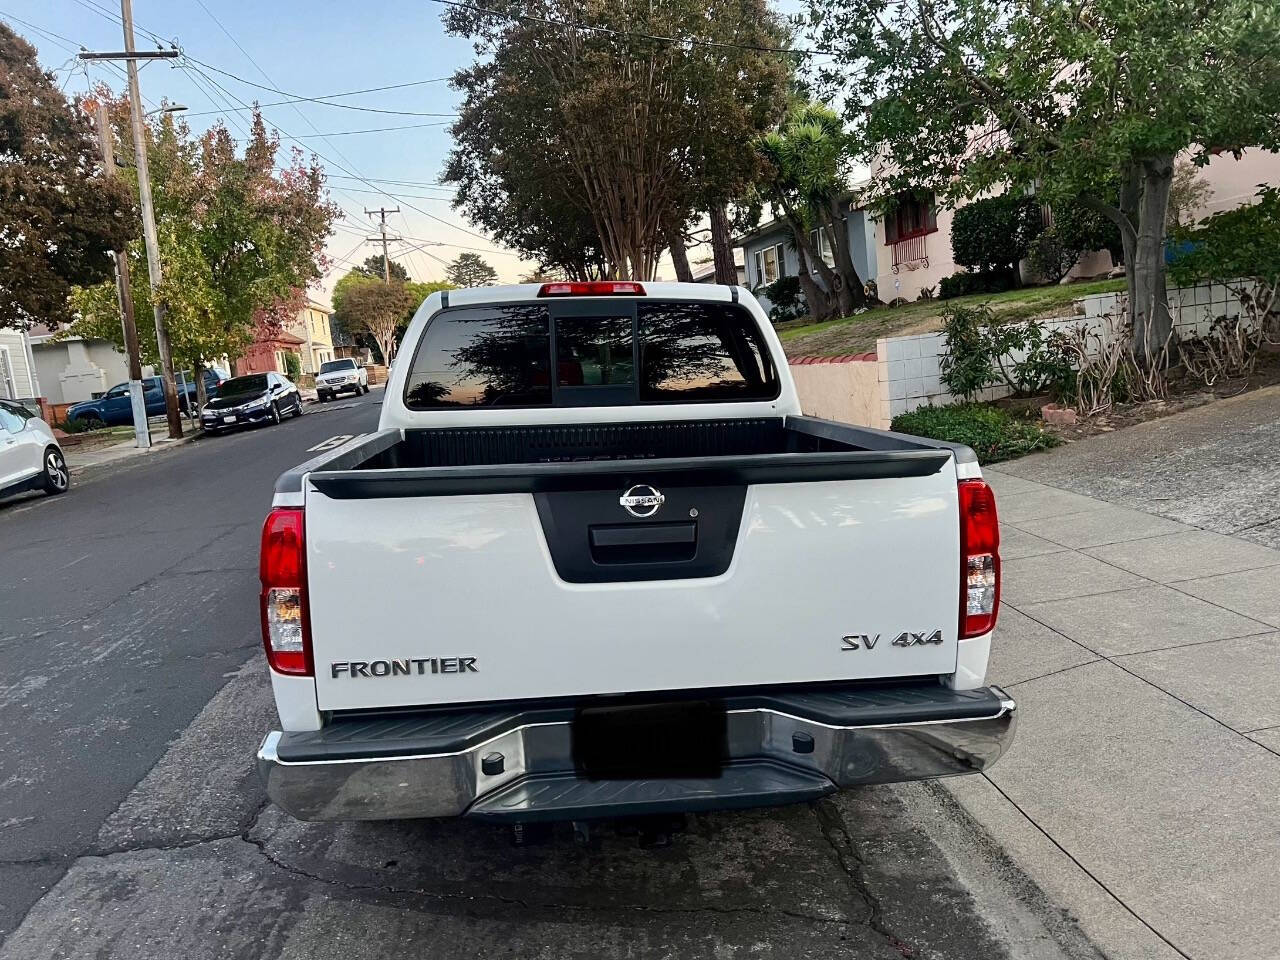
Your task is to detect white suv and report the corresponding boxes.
[0,399,68,499]
[315,359,369,402]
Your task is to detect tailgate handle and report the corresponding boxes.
[588,522,697,565]
[590,523,696,548]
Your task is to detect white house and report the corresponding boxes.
[0,328,40,402]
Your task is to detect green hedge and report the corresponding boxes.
[950,195,1044,275]
[892,403,1060,464]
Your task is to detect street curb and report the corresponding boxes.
[938,776,1185,960]
[66,433,196,479]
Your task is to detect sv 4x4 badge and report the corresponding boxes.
[841,630,944,651]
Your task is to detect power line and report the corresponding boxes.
[181,54,459,117]
[427,0,839,58]
[293,121,448,138]
[326,173,451,188]
[180,79,454,119]
[0,11,81,52]
[179,8,431,256]
[335,185,455,200]
[181,61,496,243]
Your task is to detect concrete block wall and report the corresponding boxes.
[788,281,1256,430]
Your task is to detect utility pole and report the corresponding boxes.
[365,207,401,282]
[80,3,183,440]
[93,103,150,450]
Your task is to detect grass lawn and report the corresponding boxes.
[777,277,1126,358]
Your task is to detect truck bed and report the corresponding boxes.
[277,416,970,500]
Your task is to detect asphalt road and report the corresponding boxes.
[0,390,383,937]
[0,387,1100,959]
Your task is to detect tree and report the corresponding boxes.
[0,26,135,330]
[333,280,416,364]
[445,252,498,287]
[805,0,1280,363]
[442,0,791,281]
[353,254,409,283]
[69,94,338,405]
[757,103,867,317]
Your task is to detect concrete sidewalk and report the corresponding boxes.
[947,464,1280,960]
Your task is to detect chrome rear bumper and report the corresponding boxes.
[257,685,1016,822]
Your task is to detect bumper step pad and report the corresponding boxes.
[466,760,835,822]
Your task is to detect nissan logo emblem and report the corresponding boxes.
[619,484,665,518]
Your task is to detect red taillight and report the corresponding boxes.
[958,479,1000,638]
[259,507,312,675]
[537,281,646,297]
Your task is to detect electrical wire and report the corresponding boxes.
[180,78,454,119]
[181,54,459,118]
[293,121,448,138]
[181,61,496,243]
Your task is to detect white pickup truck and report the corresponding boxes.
[256,281,1014,825]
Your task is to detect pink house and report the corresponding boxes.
[871,148,1280,301]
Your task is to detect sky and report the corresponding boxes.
[3,0,822,303]
[1,0,543,300]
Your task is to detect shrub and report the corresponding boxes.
[283,351,302,380]
[1028,225,1077,283]
[939,305,998,400]
[762,275,806,323]
[938,271,1013,299]
[1054,201,1122,265]
[892,403,1060,464]
[941,305,1076,401]
[950,195,1044,276]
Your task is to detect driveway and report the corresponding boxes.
[948,386,1280,960]
[993,384,1280,549]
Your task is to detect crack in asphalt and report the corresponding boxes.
[59,798,858,931]
[813,798,918,958]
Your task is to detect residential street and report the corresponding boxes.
[0,388,1101,960]
[0,390,383,938]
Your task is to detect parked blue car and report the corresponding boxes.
[67,368,230,428]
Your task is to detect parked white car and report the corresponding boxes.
[314,359,369,402]
[0,399,69,499]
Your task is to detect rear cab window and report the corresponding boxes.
[402,300,778,410]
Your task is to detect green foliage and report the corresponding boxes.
[938,271,1012,300]
[68,99,338,374]
[762,275,806,323]
[949,195,1043,276]
[333,280,416,364]
[804,0,1280,358]
[756,102,865,315]
[1171,187,1280,290]
[0,27,135,329]
[940,304,1075,401]
[892,403,1060,464]
[939,305,998,400]
[283,351,301,380]
[443,0,791,280]
[444,253,498,288]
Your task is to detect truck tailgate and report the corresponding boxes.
[305,469,961,711]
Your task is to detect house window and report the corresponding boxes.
[0,347,13,399]
[752,242,789,287]
[883,192,938,245]
[809,228,836,269]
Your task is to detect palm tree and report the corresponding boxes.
[758,103,867,317]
